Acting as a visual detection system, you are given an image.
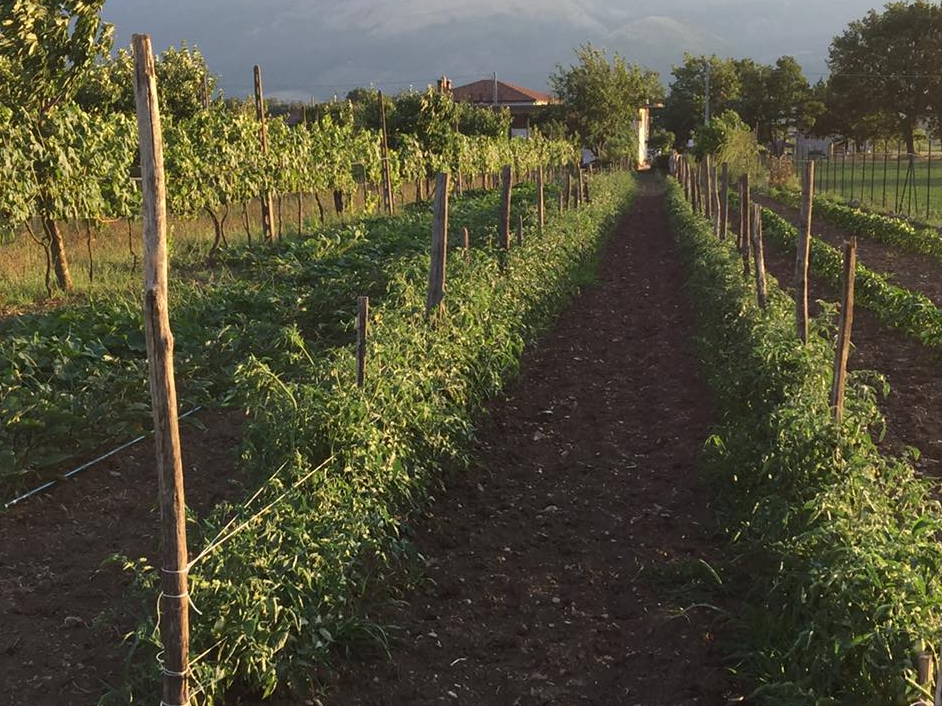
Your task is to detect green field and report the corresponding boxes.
[808,154,942,226]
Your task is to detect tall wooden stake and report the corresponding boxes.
[830,237,857,422]
[566,171,573,210]
[719,162,729,240]
[557,190,563,216]
[461,226,470,256]
[426,173,450,316]
[750,204,767,309]
[378,91,394,216]
[740,174,751,276]
[132,33,189,706]
[356,296,368,387]
[253,65,275,242]
[795,160,815,344]
[711,164,720,235]
[577,167,585,208]
[536,165,545,231]
[499,166,512,250]
[516,214,524,246]
[704,156,713,220]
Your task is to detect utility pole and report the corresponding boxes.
[704,63,711,125]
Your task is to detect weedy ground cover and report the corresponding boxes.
[0,185,543,500]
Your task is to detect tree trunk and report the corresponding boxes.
[205,205,224,257]
[42,215,73,292]
[242,202,252,246]
[333,189,345,215]
[314,192,326,224]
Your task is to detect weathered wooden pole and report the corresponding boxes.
[565,171,573,210]
[577,166,585,208]
[253,65,275,242]
[461,226,470,256]
[740,174,751,276]
[795,160,815,344]
[704,156,713,220]
[516,214,524,246]
[132,33,190,706]
[830,237,857,422]
[711,164,720,235]
[719,162,729,239]
[378,91,394,216]
[750,204,768,309]
[557,190,563,216]
[426,173,450,316]
[536,165,545,231]
[499,166,512,250]
[200,72,210,110]
[356,295,368,387]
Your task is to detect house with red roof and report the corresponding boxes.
[450,75,556,138]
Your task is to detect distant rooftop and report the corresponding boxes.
[451,79,555,106]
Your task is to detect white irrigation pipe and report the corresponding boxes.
[2,406,203,510]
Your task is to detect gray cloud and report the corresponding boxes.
[102,0,880,100]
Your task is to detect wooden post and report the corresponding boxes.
[917,649,932,695]
[536,165,545,231]
[711,164,720,235]
[461,226,470,256]
[132,34,189,706]
[565,171,573,210]
[356,296,368,387]
[253,65,275,242]
[719,162,729,240]
[577,167,585,208]
[516,214,524,246]
[740,174,751,276]
[378,91,394,216]
[703,155,713,218]
[750,204,767,309]
[557,190,563,216]
[499,166,512,250]
[200,73,209,110]
[426,173,450,316]
[795,160,815,344]
[830,237,857,423]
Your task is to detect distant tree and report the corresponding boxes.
[647,128,675,155]
[826,1,942,153]
[76,42,217,120]
[734,56,822,153]
[0,0,113,292]
[661,54,740,148]
[549,44,664,161]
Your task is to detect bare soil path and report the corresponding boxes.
[317,178,734,706]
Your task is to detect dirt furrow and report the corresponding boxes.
[317,179,733,705]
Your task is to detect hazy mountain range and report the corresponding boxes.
[102,0,882,101]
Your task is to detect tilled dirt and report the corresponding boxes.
[318,179,735,705]
[0,408,244,706]
[740,201,942,476]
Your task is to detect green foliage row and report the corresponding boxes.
[751,201,942,351]
[108,173,638,703]
[0,96,577,243]
[769,187,942,267]
[0,180,571,497]
[667,178,942,704]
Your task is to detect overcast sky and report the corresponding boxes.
[102,0,883,101]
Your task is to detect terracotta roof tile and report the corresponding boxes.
[451,79,554,105]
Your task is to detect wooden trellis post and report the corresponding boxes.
[426,173,450,316]
[566,171,573,210]
[461,226,470,256]
[750,204,767,309]
[253,65,275,242]
[719,162,729,240]
[711,164,719,236]
[704,156,713,220]
[516,214,524,246]
[378,91,394,216]
[537,165,545,231]
[795,160,815,344]
[577,166,585,208]
[132,33,190,706]
[830,238,857,422]
[557,190,563,216]
[499,166,512,250]
[356,296,368,386]
[740,174,751,276]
